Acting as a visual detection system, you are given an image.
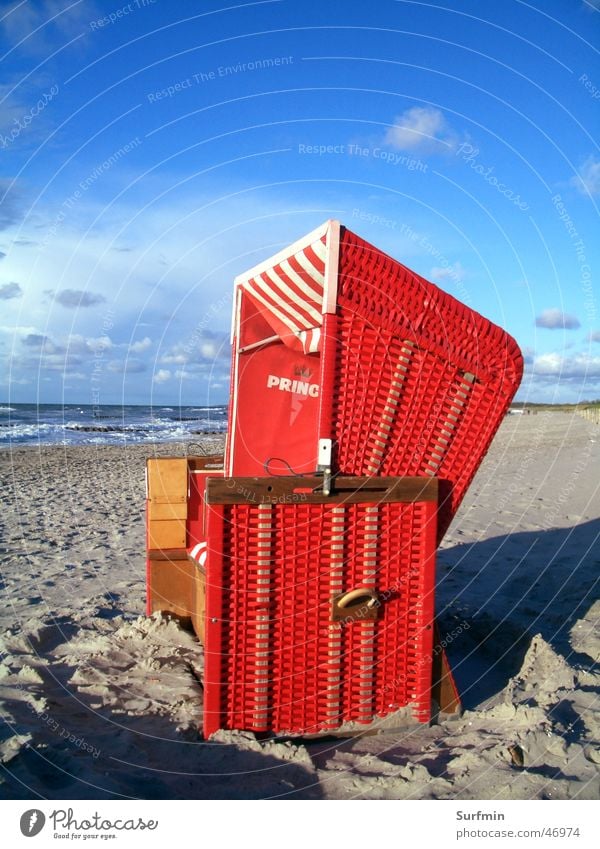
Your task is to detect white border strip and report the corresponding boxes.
[233,220,330,287]
[226,287,242,474]
[323,219,340,315]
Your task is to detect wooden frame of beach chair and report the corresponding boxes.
[145,454,223,624]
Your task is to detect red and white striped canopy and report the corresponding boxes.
[235,230,328,354]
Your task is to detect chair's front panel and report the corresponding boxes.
[203,494,437,737]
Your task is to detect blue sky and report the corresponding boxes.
[1,0,599,405]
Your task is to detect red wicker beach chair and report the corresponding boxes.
[145,220,522,738]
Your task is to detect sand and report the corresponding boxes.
[0,413,598,800]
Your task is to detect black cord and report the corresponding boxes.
[187,442,208,456]
[263,458,332,487]
[263,456,302,476]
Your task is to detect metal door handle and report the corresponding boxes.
[336,588,379,609]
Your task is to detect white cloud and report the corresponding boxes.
[18,333,112,355]
[1,331,113,382]
[0,77,60,153]
[521,346,535,365]
[159,329,229,367]
[0,324,38,337]
[21,333,58,353]
[430,262,465,284]
[28,352,83,372]
[589,330,600,342]
[532,351,600,379]
[0,1,97,54]
[54,289,106,308]
[384,107,461,153]
[160,354,188,366]
[129,336,152,353]
[535,308,581,329]
[570,156,600,196]
[0,178,24,230]
[160,353,187,365]
[0,281,22,299]
[200,341,218,359]
[0,373,30,386]
[153,369,171,384]
[69,334,112,354]
[108,359,146,374]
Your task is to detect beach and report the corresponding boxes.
[0,412,598,800]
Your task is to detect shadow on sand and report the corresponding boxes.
[436,518,600,710]
[0,616,323,801]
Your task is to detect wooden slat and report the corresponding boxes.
[147,458,188,500]
[148,520,186,550]
[147,548,188,562]
[190,562,206,644]
[147,557,195,621]
[188,455,225,471]
[147,459,189,537]
[206,475,438,505]
[148,501,188,521]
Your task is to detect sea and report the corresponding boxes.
[0,404,228,447]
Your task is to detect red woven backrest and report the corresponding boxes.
[333,229,523,538]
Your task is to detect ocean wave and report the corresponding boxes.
[0,420,225,445]
[0,406,17,413]
[0,404,227,446]
[0,423,56,440]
